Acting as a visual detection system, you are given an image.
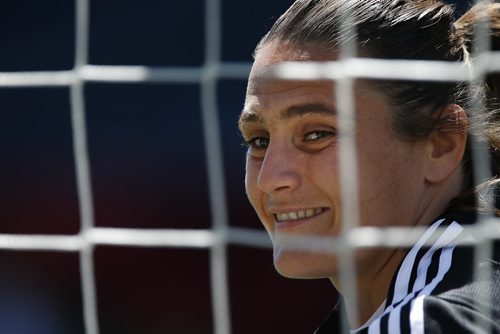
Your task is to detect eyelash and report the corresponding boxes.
[242,137,269,150]
[242,130,336,150]
[303,130,336,142]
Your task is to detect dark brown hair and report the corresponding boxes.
[453,2,500,214]
[255,0,500,215]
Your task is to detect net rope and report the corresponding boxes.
[0,0,499,333]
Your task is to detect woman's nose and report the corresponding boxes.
[257,141,301,194]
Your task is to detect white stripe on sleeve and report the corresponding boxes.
[409,295,425,334]
[391,219,445,305]
[411,222,463,293]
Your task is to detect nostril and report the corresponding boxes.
[257,169,300,193]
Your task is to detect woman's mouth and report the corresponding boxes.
[275,208,327,223]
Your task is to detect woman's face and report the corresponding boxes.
[240,43,430,280]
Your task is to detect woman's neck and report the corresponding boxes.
[329,248,407,328]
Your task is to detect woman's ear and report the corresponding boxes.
[425,104,468,183]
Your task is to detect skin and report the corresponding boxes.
[239,42,467,327]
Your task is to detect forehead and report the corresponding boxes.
[247,43,338,94]
[244,43,338,118]
[254,42,338,67]
[242,43,387,125]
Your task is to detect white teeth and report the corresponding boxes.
[277,213,290,221]
[276,208,325,222]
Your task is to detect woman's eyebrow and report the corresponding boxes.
[280,103,337,120]
[238,110,264,131]
[239,103,337,130]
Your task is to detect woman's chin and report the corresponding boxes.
[273,248,338,279]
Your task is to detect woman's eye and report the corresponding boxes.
[303,130,336,142]
[243,137,270,150]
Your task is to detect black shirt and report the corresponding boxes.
[316,212,500,333]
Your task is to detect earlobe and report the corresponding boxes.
[425,104,468,183]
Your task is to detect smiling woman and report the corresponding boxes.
[239,0,500,333]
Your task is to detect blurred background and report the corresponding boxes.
[0,0,470,333]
